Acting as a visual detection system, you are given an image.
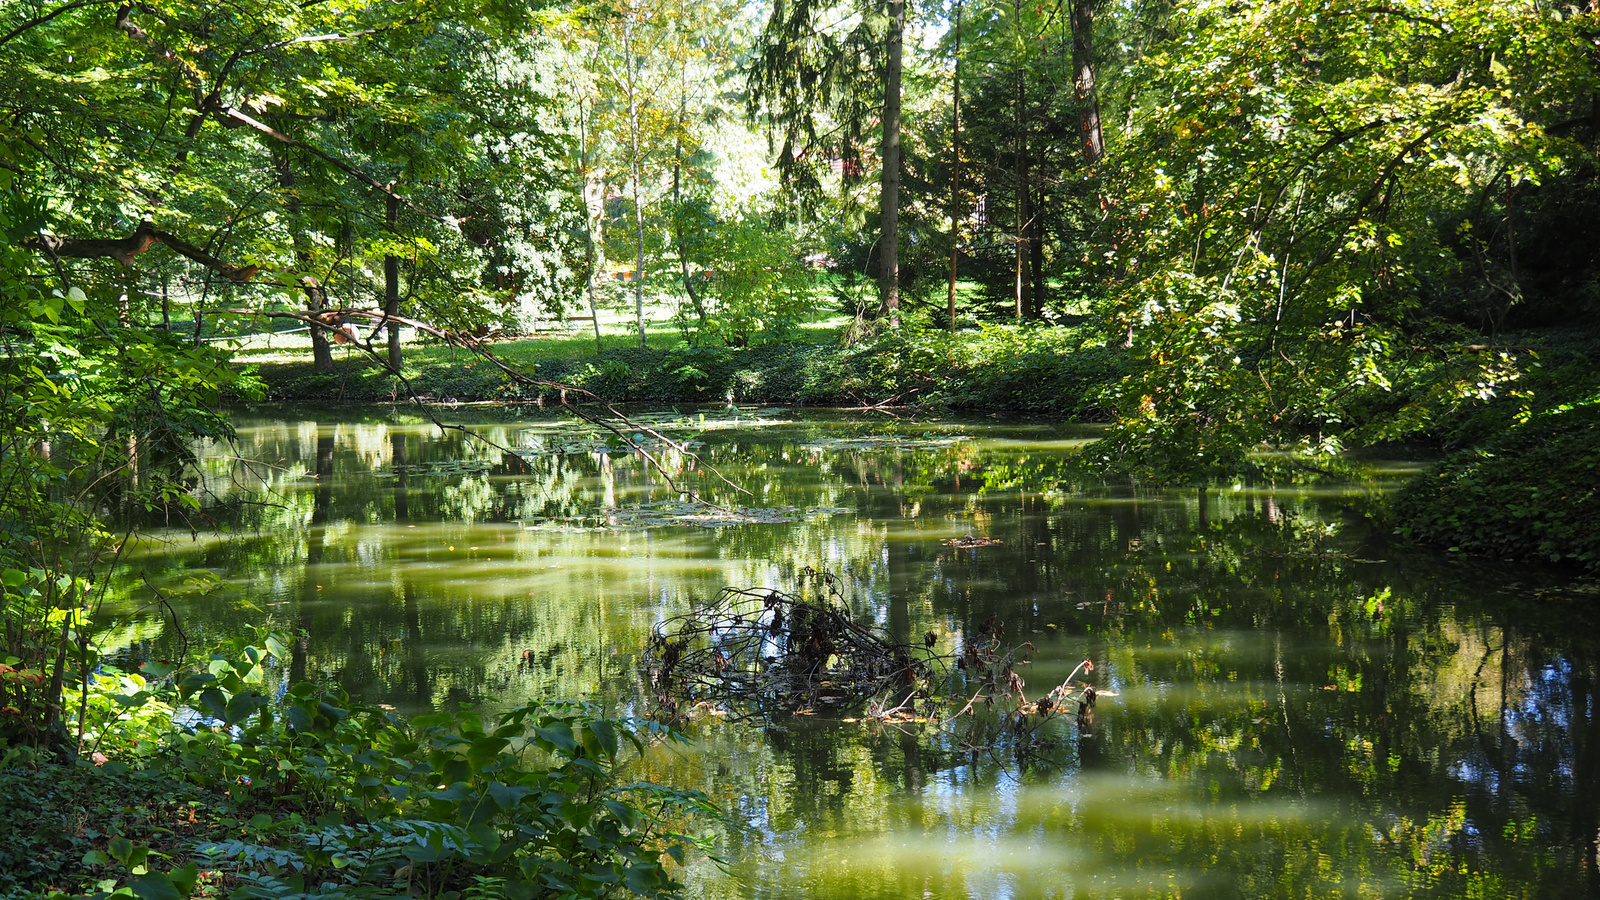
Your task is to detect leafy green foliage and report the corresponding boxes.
[1393,396,1600,569]
[0,181,261,750]
[2,634,715,899]
[671,205,815,347]
[1092,0,1590,481]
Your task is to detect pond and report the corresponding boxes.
[105,406,1600,899]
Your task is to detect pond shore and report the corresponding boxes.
[238,322,1600,573]
[246,326,1125,417]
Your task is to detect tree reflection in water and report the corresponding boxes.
[106,407,1600,899]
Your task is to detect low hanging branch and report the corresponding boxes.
[26,222,259,282]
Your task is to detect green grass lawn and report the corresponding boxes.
[230,304,852,367]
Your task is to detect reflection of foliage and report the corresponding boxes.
[526,501,851,531]
[101,411,1600,899]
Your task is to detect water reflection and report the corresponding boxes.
[105,406,1600,899]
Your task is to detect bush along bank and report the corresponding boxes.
[1392,396,1600,571]
[1388,328,1600,571]
[249,325,1126,418]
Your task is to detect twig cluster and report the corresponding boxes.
[645,572,1104,758]
[645,570,930,720]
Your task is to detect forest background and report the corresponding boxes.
[2,0,1599,896]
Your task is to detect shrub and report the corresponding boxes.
[1392,399,1600,569]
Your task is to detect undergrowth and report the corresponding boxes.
[0,632,714,900]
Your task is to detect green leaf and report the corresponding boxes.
[600,799,638,828]
[586,719,619,760]
[534,722,578,755]
[127,872,183,900]
[467,735,510,771]
[486,781,533,809]
[108,837,134,865]
[223,691,266,726]
[198,687,228,721]
[168,862,199,896]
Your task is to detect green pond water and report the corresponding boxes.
[106,406,1600,899]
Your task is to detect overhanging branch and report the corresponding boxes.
[26,222,259,282]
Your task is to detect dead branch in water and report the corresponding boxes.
[645,569,930,720]
[644,569,1105,758]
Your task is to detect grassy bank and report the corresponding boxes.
[246,323,1126,418]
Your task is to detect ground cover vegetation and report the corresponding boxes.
[3,0,1600,894]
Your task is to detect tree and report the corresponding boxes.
[938,0,1080,319]
[1089,0,1591,479]
[750,0,909,323]
[4,0,569,366]
[0,183,257,750]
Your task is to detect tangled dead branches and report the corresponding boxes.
[645,570,931,719]
[645,570,1106,759]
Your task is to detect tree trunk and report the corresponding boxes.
[1014,72,1033,319]
[579,103,606,353]
[879,0,904,327]
[385,194,402,371]
[277,151,334,371]
[633,168,647,349]
[947,0,962,331]
[1028,189,1045,318]
[1071,0,1105,165]
[626,8,648,350]
[673,158,710,334]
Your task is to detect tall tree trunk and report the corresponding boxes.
[625,8,648,350]
[277,151,333,371]
[1028,187,1044,318]
[879,0,904,327]
[672,65,710,336]
[947,0,962,331]
[673,158,710,334]
[384,194,402,371]
[1071,0,1105,164]
[1014,72,1033,319]
[579,103,606,354]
